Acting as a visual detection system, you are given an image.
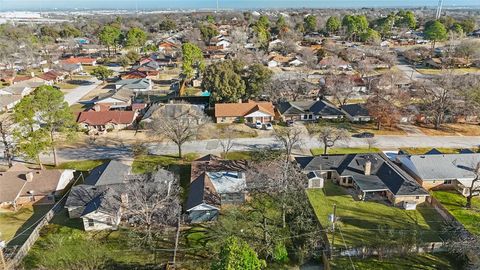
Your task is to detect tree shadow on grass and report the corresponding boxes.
[7,204,53,247]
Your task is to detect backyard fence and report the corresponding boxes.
[4,202,63,269]
[335,241,445,258]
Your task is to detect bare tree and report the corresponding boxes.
[150,105,208,158]
[316,126,349,154]
[247,159,306,228]
[217,126,235,158]
[0,114,14,167]
[365,137,378,150]
[324,73,357,106]
[123,170,181,244]
[274,127,303,160]
[417,74,458,130]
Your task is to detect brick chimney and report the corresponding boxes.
[25,172,34,182]
[364,161,372,176]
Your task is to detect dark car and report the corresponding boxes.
[286,120,294,127]
[353,132,374,138]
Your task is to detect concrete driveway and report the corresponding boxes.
[64,78,101,106]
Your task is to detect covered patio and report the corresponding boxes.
[352,175,390,202]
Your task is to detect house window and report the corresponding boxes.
[444,180,453,185]
[106,217,113,225]
[326,171,332,179]
[347,177,353,184]
[88,219,95,227]
[415,196,420,199]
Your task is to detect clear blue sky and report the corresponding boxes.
[1,0,479,10]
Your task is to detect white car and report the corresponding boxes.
[264,123,273,130]
[255,121,263,129]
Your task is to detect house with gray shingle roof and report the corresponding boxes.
[396,153,480,197]
[115,78,153,92]
[65,160,131,231]
[295,153,429,209]
[276,99,344,122]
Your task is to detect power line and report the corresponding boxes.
[338,226,356,270]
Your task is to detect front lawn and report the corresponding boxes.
[331,252,463,270]
[432,191,480,235]
[311,147,381,155]
[306,121,406,136]
[56,160,107,171]
[399,147,464,155]
[307,182,446,248]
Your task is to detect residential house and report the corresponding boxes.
[267,54,292,68]
[93,89,134,109]
[37,70,65,85]
[215,100,275,124]
[276,100,344,122]
[396,153,480,197]
[0,70,16,85]
[115,78,153,92]
[65,161,131,231]
[120,70,148,80]
[61,57,97,66]
[60,63,83,74]
[0,164,74,210]
[0,95,22,112]
[77,110,138,132]
[295,153,429,209]
[340,103,372,122]
[186,155,248,222]
[319,56,351,70]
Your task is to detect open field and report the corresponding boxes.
[416,123,480,137]
[432,191,480,236]
[307,182,446,248]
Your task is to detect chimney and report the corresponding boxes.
[30,72,35,78]
[25,172,34,182]
[238,98,243,104]
[364,161,372,176]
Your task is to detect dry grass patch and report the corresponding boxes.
[416,123,480,136]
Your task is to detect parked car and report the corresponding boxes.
[264,123,273,130]
[255,121,263,129]
[286,120,294,127]
[352,132,375,138]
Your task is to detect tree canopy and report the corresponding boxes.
[211,236,266,270]
[326,16,341,34]
[182,42,205,80]
[425,20,447,49]
[304,15,317,33]
[126,27,147,49]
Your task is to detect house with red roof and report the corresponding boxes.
[214,100,275,124]
[37,70,66,85]
[61,57,97,66]
[77,110,138,132]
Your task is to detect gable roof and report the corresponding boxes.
[115,78,151,90]
[397,153,480,181]
[83,160,131,186]
[37,70,63,81]
[186,155,248,211]
[295,153,428,196]
[77,111,136,126]
[95,89,134,104]
[277,100,344,117]
[0,165,71,202]
[215,100,274,118]
[340,103,370,117]
[61,57,96,65]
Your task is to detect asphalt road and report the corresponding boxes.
[16,135,478,163]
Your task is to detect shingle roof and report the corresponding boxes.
[77,111,136,126]
[215,100,274,118]
[277,100,344,117]
[61,57,96,65]
[340,103,370,117]
[83,160,131,186]
[397,153,480,181]
[115,78,151,90]
[295,153,428,196]
[0,166,71,202]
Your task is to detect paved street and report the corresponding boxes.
[14,135,477,163]
[64,78,101,106]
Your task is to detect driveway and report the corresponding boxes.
[64,78,101,106]
[395,56,432,81]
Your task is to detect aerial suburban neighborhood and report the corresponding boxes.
[1,0,480,269]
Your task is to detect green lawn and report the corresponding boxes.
[56,160,106,171]
[311,147,381,155]
[55,82,78,90]
[307,182,446,248]
[0,205,52,245]
[399,148,463,155]
[331,253,463,270]
[432,191,480,235]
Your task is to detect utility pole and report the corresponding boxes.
[172,213,181,266]
[330,204,337,259]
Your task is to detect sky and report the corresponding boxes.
[0,0,479,11]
